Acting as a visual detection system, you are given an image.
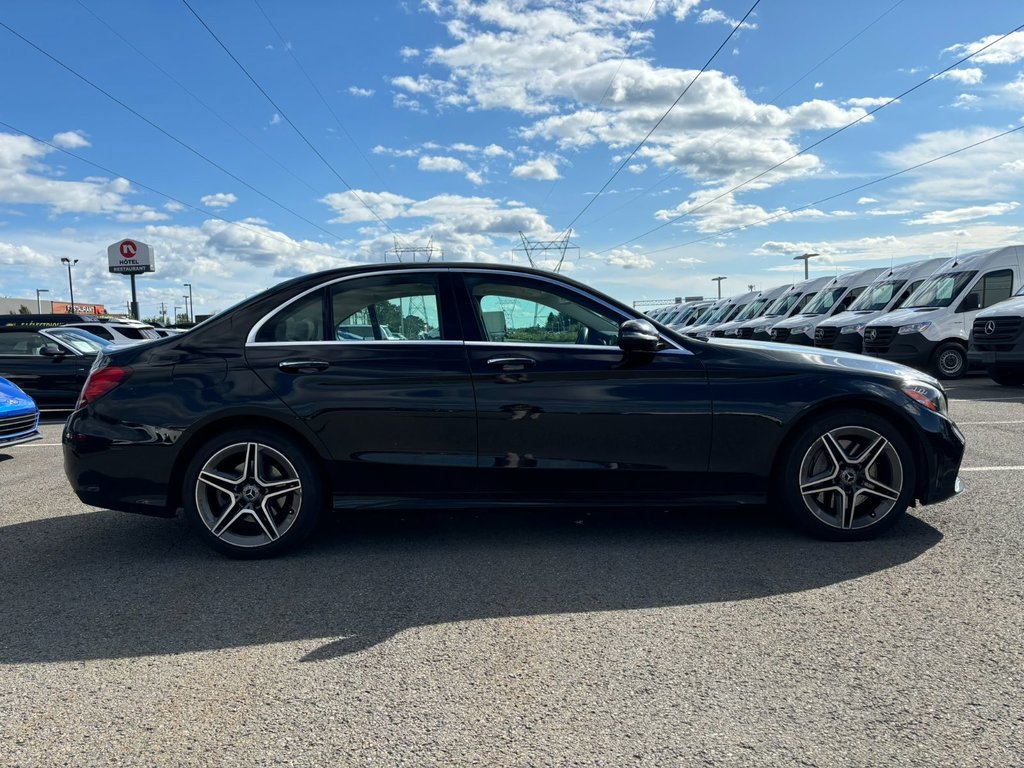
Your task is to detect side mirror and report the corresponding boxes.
[40,343,66,358]
[958,293,980,312]
[617,319,661,353]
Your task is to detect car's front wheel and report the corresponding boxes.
[779,410,916,541]
[183,428,323,558]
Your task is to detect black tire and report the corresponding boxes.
[778,409,917,541]
[932,342,967,380]
[183,427,323,558]
[987,366,1024,386]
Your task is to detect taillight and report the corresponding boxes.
[76,365,133,409]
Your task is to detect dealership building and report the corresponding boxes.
[0,297,107,315]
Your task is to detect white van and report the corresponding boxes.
[768,268,884,346]
[863,245,1023,379]
[732,276,834,341]
[711,283,789,338]
[967,283,1024,385]
[666,300,714,330]
[813,258,945,354]
[685,291,759,339]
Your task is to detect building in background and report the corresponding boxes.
[0,297,106,315]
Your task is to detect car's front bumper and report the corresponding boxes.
[919,414,966,506]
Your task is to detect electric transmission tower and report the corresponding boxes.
[387,236,443,263]
[513,231,579,272]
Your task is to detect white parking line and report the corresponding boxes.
[960,466,1024,472]
[956,420,1024,425]
[8,443,61,447]
[950,396,1024,401]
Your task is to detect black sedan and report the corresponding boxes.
[63,263,965,557]
[0,326,111,409]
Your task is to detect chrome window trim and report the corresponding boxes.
[249,340,465,348]
[247,268,447,345]
[245,266,685,351]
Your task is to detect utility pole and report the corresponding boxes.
[794,252,819,280]
[183,283,194,323]
[160,302,167,325]
[60,257,78,313]
[712,276,727,299]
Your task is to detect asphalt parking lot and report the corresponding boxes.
[1,378,1022,767]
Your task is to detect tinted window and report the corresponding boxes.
[0,331,46,355]
[79,325,115,341]
[256,292,326,342]
[464,275,620,345]
[977,269,1013,309]
[331,276,441,341]
[115,327,147,340]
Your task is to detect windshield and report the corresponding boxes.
[904,271,977,308]
[722,303,748,323]
[802,286,848,315]
[763,291,800,317]
[701,302,735,325]
[45,327,112,353]
[848,279,907,312]
[732,297,770,323]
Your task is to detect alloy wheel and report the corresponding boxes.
[194,441,303,548]
[798,425,904,531]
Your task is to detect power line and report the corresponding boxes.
[0,18,347,243]
[601,20,1024,254]
[252,0,387,189]
[555,0,761,247]
[180,0,403,243]
[636,123,1024,255]
[0,120,347,262]
[538,0,657,211]
[601,0,907,218]
[74,0,327,199]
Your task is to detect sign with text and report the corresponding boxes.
[107,239,155,274]
[51,302,107,315]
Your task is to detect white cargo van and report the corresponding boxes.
[711,283,789,338]
[813,258,945,354]
[732,276,833,341]
[863,245,1023,379]
[968,283,1024,386]
[666,299,715,330]
[768,268,884,346]
[685,291,759,339]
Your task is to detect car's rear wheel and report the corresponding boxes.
[779,410,916,541]
[183,428,322,558]
[987,366,1024,386]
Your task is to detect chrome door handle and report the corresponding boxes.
[486,356,535,370]
[278,359,330,373]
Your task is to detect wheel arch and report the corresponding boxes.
[167,412,329,512]
[768,395,929,506]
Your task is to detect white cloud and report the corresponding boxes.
[952,93,980,109]
[320,190,413,223]
[936,67,984,85]
[372,144,419,158]
[483,143,512,157]
[164,201,185,212]
[1005,73,1024,100]
[269,113,282,125]
[52,131,90,149]
[0,240,51,267]
[944,31,1024,66]
[348,86,375,97]
[511,157,560,180]
[906,202,1019,226]
[814,82,823,90]
[607,248,654,269]
[857,197,878,205]
[400,46,420,60]
[418,155,467,173]
[697,8,757,30]
[200,192,238,209]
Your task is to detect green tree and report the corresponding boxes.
[18,305,30,314]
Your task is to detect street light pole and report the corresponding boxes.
[712,276,727,299]
[794,252,820,280]
[174,305,181,324]
[60,257,79,313]
[36,288,49,313]
[183,282,193,323]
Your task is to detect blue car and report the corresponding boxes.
[0,376,41,450]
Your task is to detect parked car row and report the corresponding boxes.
[646,245,1024,383]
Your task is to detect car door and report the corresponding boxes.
[453,270,713,503]
[244,270,477,498]
[0,330,90,408]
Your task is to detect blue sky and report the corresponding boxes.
[2,0,1024,318]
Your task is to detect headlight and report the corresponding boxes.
[898,321,932,335]
[792,325,813,336]
[724,328,738,336]
[902,381,947,415]
[840,323,866,334]
[696,330,711,339]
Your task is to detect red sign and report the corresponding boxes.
[119,240,138,259]
[52,302,107,315]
